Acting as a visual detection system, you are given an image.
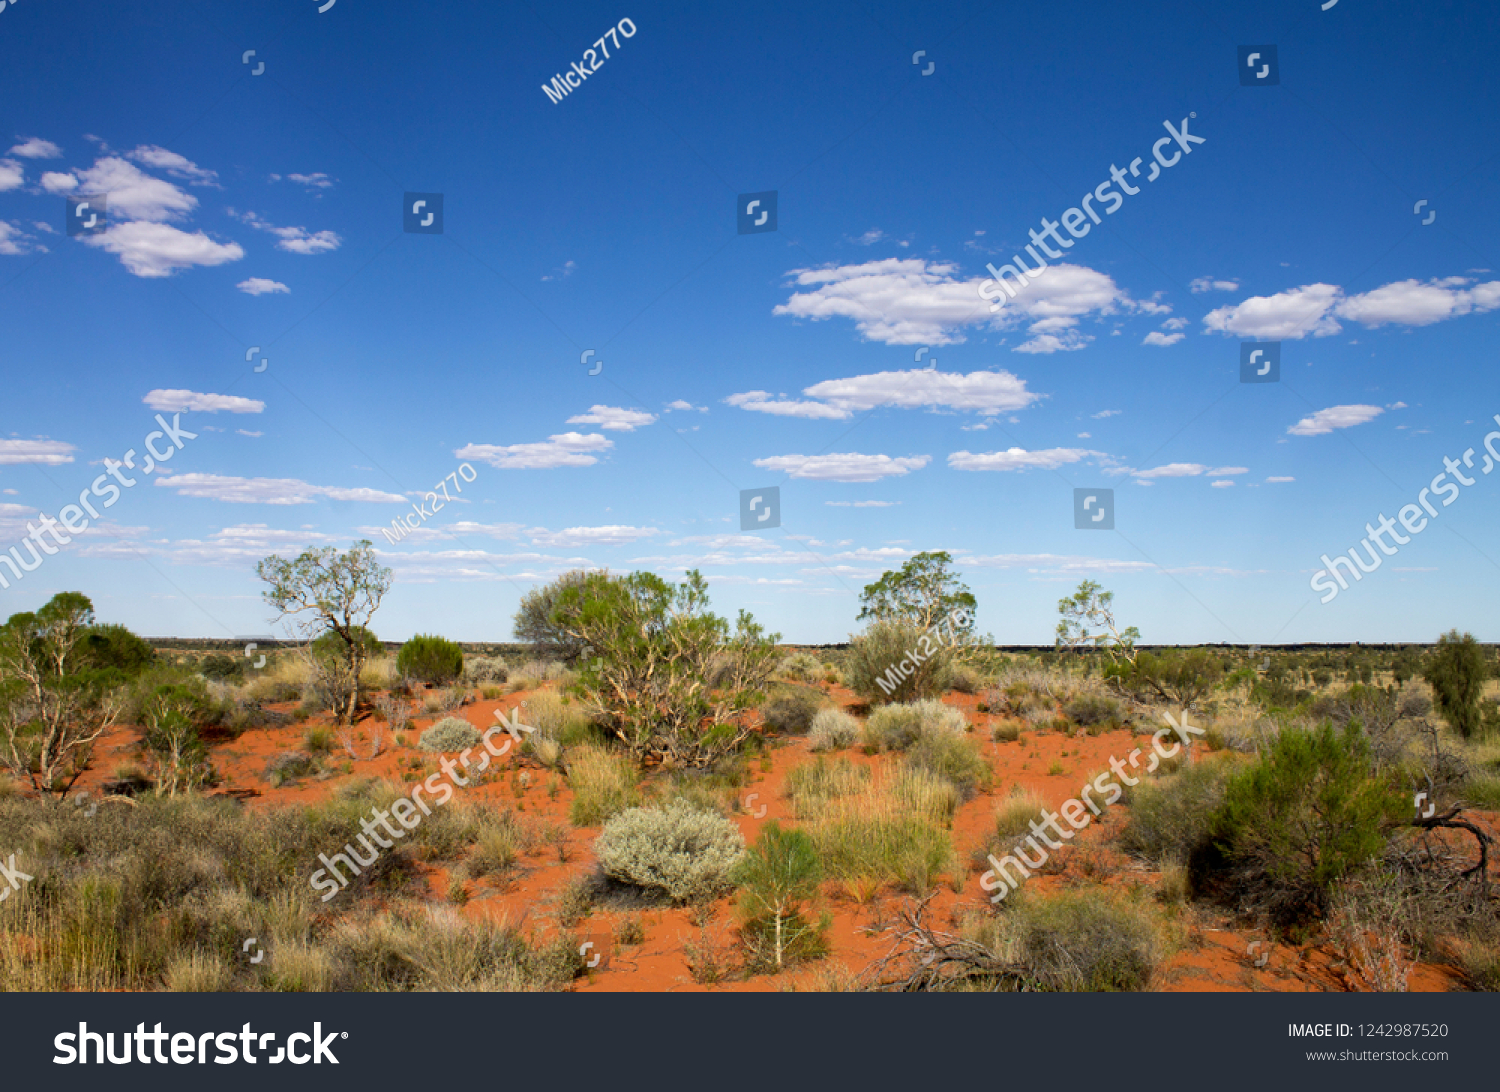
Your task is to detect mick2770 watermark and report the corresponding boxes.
[541,17,637,104]
[380,462,477,545]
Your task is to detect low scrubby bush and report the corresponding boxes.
[418,717,481,752]
[903,729,991,800]
[1118,753,1241,866]
[566,745,640,827]
[594,802,745,903]
[397,635,464,686]
[778,651,824,683]
[808,708,860,752]
[863,699,967,752]
[760,686,825,735]
[1008,890,1166,991]
[845,620,955,705]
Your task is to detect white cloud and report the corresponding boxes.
[126,145,218,186]
[526,525,661,548]
[1203,283,1342,339]
[824,500,899,507]
[751,453,929,483]
[237,277,289,296]
[565,405,657,431]
[456,432,612,469]
[1190,277,1239,293]
[1142,331,1184,346]
[1203,276,1500,339]
[154,473,406,505]
[84,221,243,277]
[287,172,334,189]
[1134,463,1212,479]
[664,399,707,413]
[235,211,340,254]
[1336,277,1500,327]
[236,430,263,438]
[1162,317,1189,330]
[1267,476,1295,482]
[0,160,22,192]
[1287,404,1383,436]
[1207,466,1249,476]
[8,138,61,159]
[727,368,1040,421]
[541,259,576,282]
[948,447,1097,472]
[853,229,884,245]
[0,440,75,465]
[47,157,198,221]
[1092,409,1121,419]
[1016,328,1092,354]
[1210,480,1235,488]
[144,389,265,414]
[0,221,45,256]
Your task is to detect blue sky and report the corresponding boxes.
[1,0,1498,645]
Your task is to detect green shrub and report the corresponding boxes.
[811,808,957,894]
[198,653,244,683]
[863,698,967,752]
[397,635,465,686]
[845,620,955,705]
[1064,693,1122,728]
[1201,722,1408,927]
[903,729,991,799]
[1423,630,1489,739]
[73,623,156,675]
[418,717,481,752]
[1106,650,1225,708]
[594,802,745,903]
[760,686,826,735]
[778,651,824,683]
[462,655,509,685]
[808,708,860,752]
[735,822,828,972]
[1010,890,1165,991]
[785,756,871,819]
[1119,753,1242,865]
[949,663,985,694]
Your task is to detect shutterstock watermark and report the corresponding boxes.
[976,116,1206,312]
[309,705,533,902]
[979,712,1203,903]
[380,462,477,545]
[875,607,971,697]
[54,1023,344,1065]
[0,414,196,591]
[1311,414,1500,603]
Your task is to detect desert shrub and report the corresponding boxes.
[993,721,1021,742]
[555,570,781,768]
[397,635,464,686]
[462,655,509,685]
[198,653,244,683]
[1009,890,1166,991]
[1424,630,1489,739]
[949,663,985,694]
[863,698,966,752]
[903,729,991,799]
[418,717,481,752]
[808,708,860,752]
[566,744,640,827]
[522,691,596,748]
[1200,722,1408,927]
[887,764,962,825]
[785,756,871,819]
[514,569,597,664]
[73,623,156,675]
[845,620,955,705]
[778,651,824,683]
[1118,753,1242,865]
[1106,650,1225,708]
[735,822,828,972]
[992,787,1046,840]
[760,686,825,735]
[594,802,745,903]
[1064,693,1122,728]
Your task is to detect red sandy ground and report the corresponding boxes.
[72,683,1483,993]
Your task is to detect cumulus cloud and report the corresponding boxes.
[565,405,657,431]
[1092,409,1121,419]
[237,277,289,296]
[143,390,265,414]
[1203,276,1500,339]
[0,439,75,465]
[948,447,1097,472]
[1190,277,1239,293]
[727,368,1039,421]
[1287,404,1383,436]
[1210,480,1235,488]
[1267,476,1295,482]
[287,172,334,189]
[0,160,23,192]
[8,138,61,159]
[83,222,243,277]
[664,400,707,413]
[1143,331,1185,346]
[154,474,406,505]
[751,453,929,483]
[456,433,612,469]
[43,156,198,220]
